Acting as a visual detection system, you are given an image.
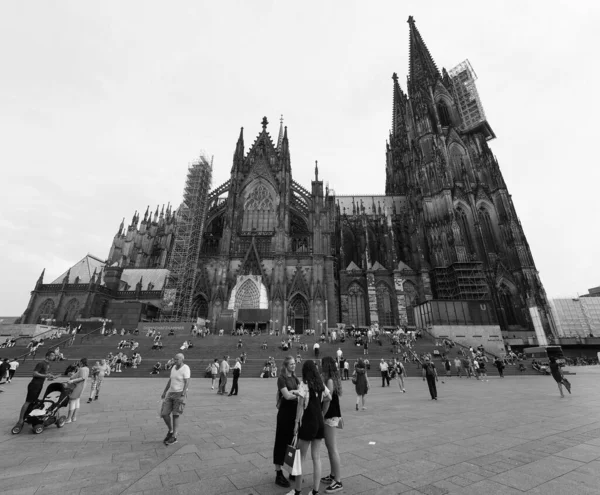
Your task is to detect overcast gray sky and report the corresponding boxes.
[1,1,598,315]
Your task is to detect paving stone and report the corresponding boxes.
[0,373,598,495]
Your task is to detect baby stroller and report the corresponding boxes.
[12,382,72,434]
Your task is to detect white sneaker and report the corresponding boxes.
[65,419,72,424]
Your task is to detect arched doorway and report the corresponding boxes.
[288,295,309,334]
[191,295,209,319]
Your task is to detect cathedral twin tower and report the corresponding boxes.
[22,18,553,343]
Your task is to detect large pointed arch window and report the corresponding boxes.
[63,298,80,322]
[449,146,467,181]
[437,100,451,127]
[456,207,474,254]
[347,283,367,327]
[36,298,55,323]
[479,207,497,252]
[242,183,275,232]
[376,284,396,327]
[403,281,417,327]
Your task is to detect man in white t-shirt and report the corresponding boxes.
[161,353,190,445]
[379,358,390,387]
[336,347,343,362]
[313,342,320,358]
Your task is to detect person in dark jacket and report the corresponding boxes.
[422,357,438,400]
[320,356,344,493]
[273,356,301,488]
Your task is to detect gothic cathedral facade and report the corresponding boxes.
[21,17,553,339]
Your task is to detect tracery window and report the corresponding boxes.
[479,208,497,252]
[36,298,55,323]
[347,283,367,327]
[242,184,275,232]
[404,281,417,327]
[234,280,260,310]
[376,284,396,326]
[437,101,451,127]
[449,146,467,181]
[456,207,473,253]
[63,298,80,322]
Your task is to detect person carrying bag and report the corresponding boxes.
[283,434,302,476]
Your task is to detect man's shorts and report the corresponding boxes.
[26,381,43,402]
[161,392,186,416]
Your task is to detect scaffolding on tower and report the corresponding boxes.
[448,59,496,141]
[161,153,213,322]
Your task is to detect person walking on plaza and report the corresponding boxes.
[320,356,343,493]
[422,356,438,400]
[66,358,89,423]
[494,356,505,378]
[228,358,242,396]
[160,353,190,445]
[289,359,331,495]
[379,358,390,387]
[462,356,472,378]
[454,356,463,378]
[549,356,571,398]
[273,356,301,488]
[7,358,19,383]
[87,359,110,403]
[393,357,407,393]
[443,358,452,380]
[217,355,230,395]
[353,357,370,411]
[13,350,56,431]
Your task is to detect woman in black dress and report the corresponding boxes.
[290,360,331,495]
[273,355,301,488]
[320,356,344,493]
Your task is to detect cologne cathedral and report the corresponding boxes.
[20,18,554,340]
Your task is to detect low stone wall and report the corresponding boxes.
[429,324,504,355]
[0,324,39,338]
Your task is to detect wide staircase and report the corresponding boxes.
[0,328,546,379]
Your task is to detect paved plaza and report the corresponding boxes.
[0,368,599,495]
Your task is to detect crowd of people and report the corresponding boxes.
[6,318,583,495]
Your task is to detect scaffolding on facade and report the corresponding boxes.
[433,262,489,300]
[161,153,213,321]
[448,59,495,140]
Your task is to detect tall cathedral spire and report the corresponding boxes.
[407,15,440,94]
[277,115,284,151]
[231,127,244,173]
[391,72,408,137]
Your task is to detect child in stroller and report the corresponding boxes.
[12,382,72,434]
